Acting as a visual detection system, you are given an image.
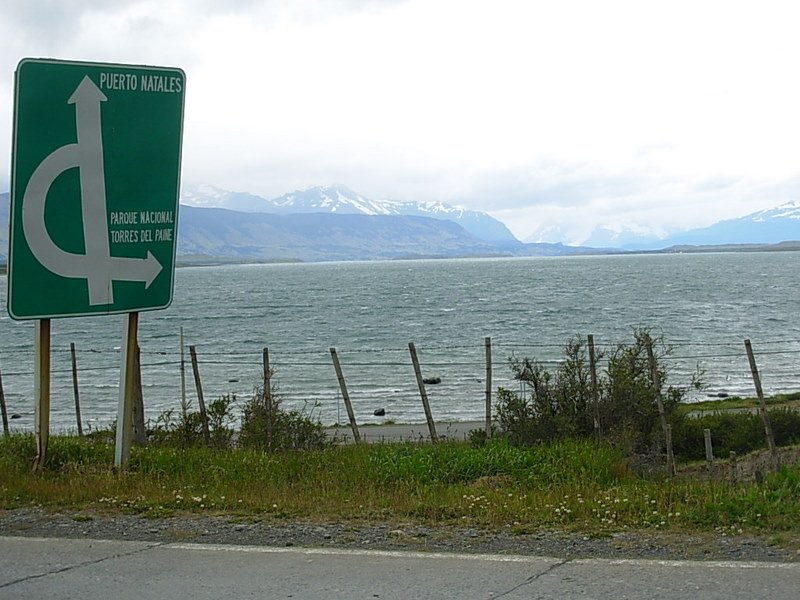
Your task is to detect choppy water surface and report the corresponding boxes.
[1,252,799,432]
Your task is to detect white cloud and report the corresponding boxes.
[2,0,800,242]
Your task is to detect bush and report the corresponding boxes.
[239,381,328,452]
[599,330,694,453]
[147,366,330,453]
[497,337,594,444]
[467,426,497,448]
[672,408,800,461]
[769,408,800,447]
[496,329,701,454]
[148,394,236,449]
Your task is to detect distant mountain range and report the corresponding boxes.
[175,184,597,261]
[575,200,800,250]
[181,184,519,246]
[628,200,800,250]
[0,188,798,263]
[176,206,507,262]
[0,187,590,262]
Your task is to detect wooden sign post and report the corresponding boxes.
[32,319,51,472]
[115,313,139,468]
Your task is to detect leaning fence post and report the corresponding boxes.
[645,337,675,477]
[408,342,439,443]
[587,334,601,443]
[744,339,779,470]
[69,343,84,437]
[188,345,211,446]
[484,337,492,438]
[132,344,146,446]
[0,363,9,436]
[704,428,714,477]
[180,327,188,420]
[262,348,274,450]
[329,348,361,444]
[646,336,675,477]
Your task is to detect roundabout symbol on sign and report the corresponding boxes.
[9,58,184,320]
[22,76,163,307]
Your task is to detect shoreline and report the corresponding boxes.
[325,420,485,443]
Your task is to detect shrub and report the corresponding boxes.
[599,330,694,453]
[498,337,594,444]
[148,394,236,449]
[239,382,328,452]
[467,425,498,448]
[496,329,701,454]
[672,408,800,461]
[207,394,237,448]
[769,408,800,447]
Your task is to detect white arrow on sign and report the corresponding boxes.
[21,75,163,307]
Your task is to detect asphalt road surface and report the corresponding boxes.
[1,536,797,600]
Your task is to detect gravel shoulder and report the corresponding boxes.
[2,507,798,563]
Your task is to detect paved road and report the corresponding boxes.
[2,536,797,599]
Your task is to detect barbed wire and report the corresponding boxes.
[1,337,798,380]
[2,336,798,357]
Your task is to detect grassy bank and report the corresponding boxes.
[678,392,800,414]
[1,434,799,540]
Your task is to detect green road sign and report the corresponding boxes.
[7,58,185,320]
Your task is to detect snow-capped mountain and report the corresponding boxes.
[180,184,273,213]
[176,206,507,262]
[181,184,520,246]
[269,185,392,216]
[747,199,800,224]
[626,200,800,250]
[525,200,800,250]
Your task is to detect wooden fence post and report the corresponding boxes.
[69,343,84,437]
[188,345,211,446]
[484,337,492,438]
[704,428,714,477]
[587,334,601,442]
[408,342,438,443]
[665,424,674,475]
[744,339,779,469]
[180,327,188,419]
[329,348,361,444]
[645,337,675,477]
[262,348,274,450]
[262,348,272,407]
[132,344,146,446]
[0,363,9,436]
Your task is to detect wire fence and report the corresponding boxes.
[2,335,799,434]
[5,337,800,371]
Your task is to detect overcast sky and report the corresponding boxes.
[2,0,799,243]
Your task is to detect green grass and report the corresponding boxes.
[672,407,800,461]
[2,433,800,537]
[679,392,800,414]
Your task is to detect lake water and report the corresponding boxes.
[1,252,799,433]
